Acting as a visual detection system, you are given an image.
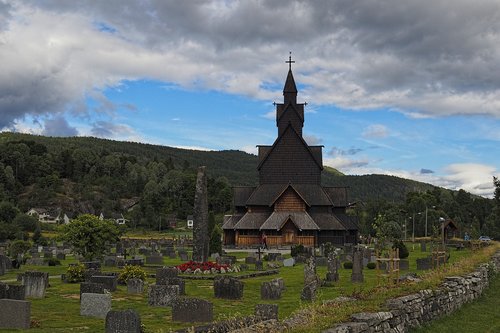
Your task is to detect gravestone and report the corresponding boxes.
[261,278,284,300]
[400,259,410,270]
[420,241,427,252]
[56,253,66,260]
[80,293,112,318]
[125,259,143,266]
[326,252,340,282]
[148,285,179,306]
[105,309,141,333]
[213,276,243,299]
[179,252,189,262]
[245,256,256,264]
[25,258,47,266]
[255,260,263,270]
[22,271,49,298]
[0,299,31,329]
[301,256,319,301]
[351,247,364,283]
[172,298,213,322]
[283,258,295,267]
[255,304,278,320]
[104,256,117,267]
[156,267,178,283]
[90,275,117,292]
[127,279,144,294]
[0,283,25,300]
[82,261,101,270]
[192,166,209,263]
[115,243,124,255]
[146,255,164,265]
[417,257,432,270]
[80,282,106,300]
[267,252,280,261]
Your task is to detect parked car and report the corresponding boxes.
[478,236,492,242]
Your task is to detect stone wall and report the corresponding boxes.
[324,251,500,333]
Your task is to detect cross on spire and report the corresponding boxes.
[285,51,295,70]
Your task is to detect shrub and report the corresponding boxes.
[66,263,85,283]
[291,244,305,257]
[322,242,335,257]
[343,261,353,269]
[367,262,376,269]
[118,265,147,284]
[392,240,409,259]
[45,258,61,266]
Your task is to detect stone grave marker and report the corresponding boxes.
[80,293,111,318]
[192,166,209,263]
[255,304,278,320]
[172,298,213,322]
[146,255,164,265]
[0,283,25,300]
[22,271,48,298]
[301,256,319,301]
[351,247,364,283]
[80,282,105,300]
[417,257,432,270]
[90,275,117,292]
[326,252,340,282]
[316,256,328,267]
[104,256,117,267]
[127,279,144,294]
[213,276,243,299]
[148,285,179,306]
[420,241,427,252]
[283,258,295,267]
[400,259,410,270]
[261,278,284,300]
[56,253,66,260]
[255,260,263,270]
[105,309,141,333]
[0,299,31,329]
[245,256,256,264]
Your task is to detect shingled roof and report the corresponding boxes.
[245,183,333,207]
[222,214,244,230]
[260,211,319,231]
[232,212,269,230]
[233,186,256,207]
[336,213,359,230]
[323,187,349,207]
[310,213,347,231]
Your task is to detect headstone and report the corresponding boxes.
[301,256,319,301]
[22,271,48,298]
[420,242,427,252]
[255,304,278,321]
[351,247,364,283]
[400,259,409,270]
[245,256,256,264]
[104,256,117,267]
[148,285,179,306]
[255,260,263,270]
[146,255,164,265]
[80,282,106,300]
[43,251,53,259]
[156,267,178,283]
[56,253,66,260]
[283,258,295,267]
[80,293,112,318]
[261,278,284,300]
[90,275,117,292]
[192,166,209,263]
[25,258,47,266]
[84,268,102,282]
[127,279,144,294]
[316,257,328,267]
[82,261,101,270]
[0,299,31,329]
[124,259,143,266]
[417,257,432,270]
[105,309,141,333]
[267,252,280,261]
[0,283,25,300]
[326,252,340,282]
[172,298,213,322]
[295,255,306,264]
[213,276,243,299]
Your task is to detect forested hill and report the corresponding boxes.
[0,132,434,216]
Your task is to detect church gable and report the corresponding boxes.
[274,187,306,212]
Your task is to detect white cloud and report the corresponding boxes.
[362,124,389,138]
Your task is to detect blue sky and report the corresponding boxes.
[1,1,499,197]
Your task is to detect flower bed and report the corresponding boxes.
[176,261,236,274]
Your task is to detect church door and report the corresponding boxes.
[281,219,297,244]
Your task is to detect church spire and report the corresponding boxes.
[283,52,297,104]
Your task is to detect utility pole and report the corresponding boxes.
[425,206,428,238]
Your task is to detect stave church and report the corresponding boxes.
[222,56,359,248]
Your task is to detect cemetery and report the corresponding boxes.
[0,236,499,332]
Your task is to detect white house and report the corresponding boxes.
[26,208,61,224]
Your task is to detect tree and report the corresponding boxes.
[13,213,39,232]
[60,214,123,261]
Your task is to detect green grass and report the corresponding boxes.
[0,243,498,332]
[411,272,500,333]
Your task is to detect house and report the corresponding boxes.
[222,57,358,248]
[26,208,61,224]
[99,212,129,225]
[187,215,194,229]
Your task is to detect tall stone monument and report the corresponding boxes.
[192,166,209,263]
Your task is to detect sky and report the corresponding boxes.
[1,0,499,197]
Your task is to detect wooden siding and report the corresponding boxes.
[275,188,306,211]
[235,235,314,247]
[278,106,303,137]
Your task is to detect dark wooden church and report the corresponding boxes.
[222,57,358,247]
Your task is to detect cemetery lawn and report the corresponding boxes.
[0,243,498,333]
[410,271,500,333]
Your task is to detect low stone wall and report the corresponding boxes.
[324,251,500,333]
